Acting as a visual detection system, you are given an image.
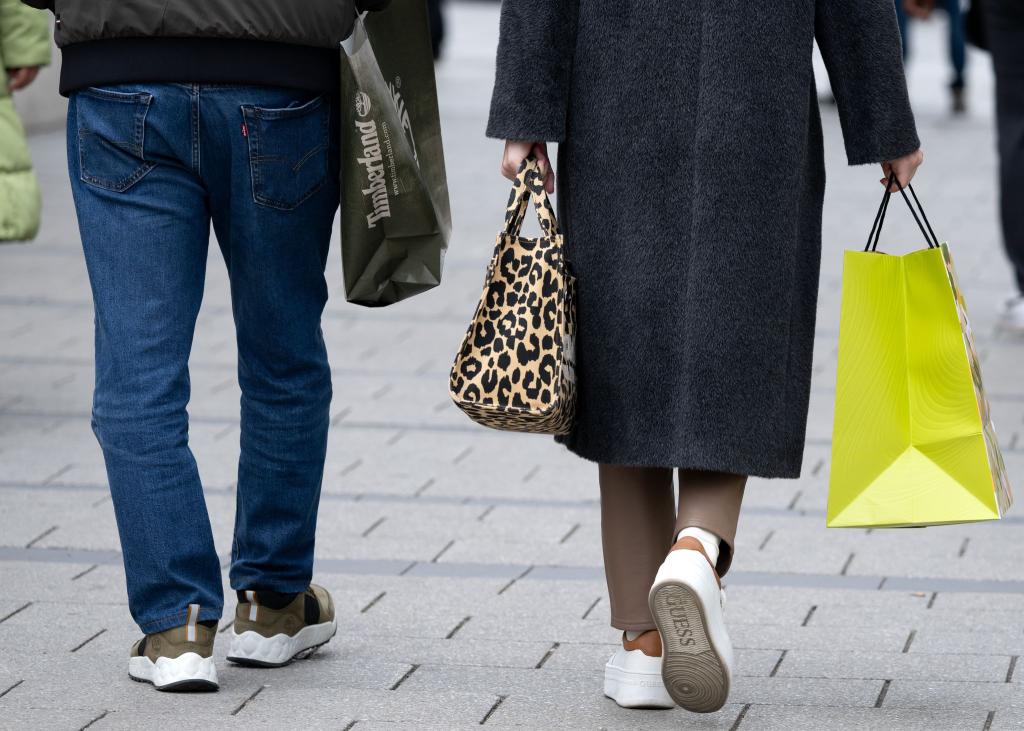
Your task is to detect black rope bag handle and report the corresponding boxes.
[865,171,940,252]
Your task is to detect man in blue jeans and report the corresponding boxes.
[25,0,386,691]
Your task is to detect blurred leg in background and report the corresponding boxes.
[428,0,445,60]
[985,0,1024,330]
[947,0,968,113]
[896,0,911,61]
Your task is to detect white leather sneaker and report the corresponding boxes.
[1000,296,1024,335]
[604,640,675,709]
[648,537,733,713]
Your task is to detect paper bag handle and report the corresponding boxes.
[503,155,560,239]
[865,171,940,252]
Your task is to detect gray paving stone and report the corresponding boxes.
[777,650,1011,682]
[400,663,597,697]
[730,676,883,707]
[241,687,498,725]
[730,624,909,653]
[338,635,552,670]
[886,680,1024,710]
[489,695,744,729]
[0,707,102,731]
[738,705,989,730]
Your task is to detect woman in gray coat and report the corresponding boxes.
[488,0,923,714]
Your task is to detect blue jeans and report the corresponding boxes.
[895,0,966,88]
[67,84,339,634]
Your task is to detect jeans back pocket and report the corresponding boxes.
[241,95,330,211]
[76,87,155,193]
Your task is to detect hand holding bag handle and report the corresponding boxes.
[865,171,941,252]
[504,155,561,240]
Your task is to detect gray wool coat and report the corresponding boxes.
[486,0,920,479]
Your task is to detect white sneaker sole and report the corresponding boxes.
[649,551,732,713]
[227,619,337,667]
[604,653,675,709]
[128,652,218,692]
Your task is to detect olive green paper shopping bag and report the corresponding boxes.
[827,182,1013,528]
[340,0,451,306]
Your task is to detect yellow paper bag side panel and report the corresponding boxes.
[828,251,911,524]
[939,244,1014,514]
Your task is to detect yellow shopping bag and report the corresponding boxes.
[827,181,1013,528]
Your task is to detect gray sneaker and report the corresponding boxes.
[227,584,337,667]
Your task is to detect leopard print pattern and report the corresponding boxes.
[449,156,577,435]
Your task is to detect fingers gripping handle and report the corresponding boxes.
[503,155,560,238]
[865,171,940,252]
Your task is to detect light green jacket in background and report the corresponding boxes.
[0,0,49,242]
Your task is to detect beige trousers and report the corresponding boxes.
[599,465,746,632]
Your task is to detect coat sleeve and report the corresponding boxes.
[485,0,577,142]
[2,0,51,69]
[815,0,920,165]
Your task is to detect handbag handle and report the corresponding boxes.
[865,171,940,252]
[503,155,560,238]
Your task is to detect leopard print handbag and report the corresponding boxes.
[448,156,577,434]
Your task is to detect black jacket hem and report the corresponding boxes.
[59,38,339,96]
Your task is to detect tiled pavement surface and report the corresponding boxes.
[3,6,1024,730]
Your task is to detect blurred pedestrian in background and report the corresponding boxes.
[914,0,1024,331]
[901,0,969,113]
[0,0,49,241]
[982,0,1024,332]
[490,0,922,716]
[427,0,444,59]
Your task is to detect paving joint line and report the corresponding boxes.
[0,602,32,625]
[431,540,456,563]
[361,591,387,614]
[479,694,507,725]
[0,680,23,699]
[902,629,917,653]
[70,628,106,653]
[361,517,386,538]
[729,703,752,730]
[390,664,419,690]
[801,605,817,627]
[24,525,58,548]
[874,679,892,708]
[769,650,787,677]
[71,564,98,581]
[535,642,560,669]
[79,710,109,731]
[231,685,265,716]
[445,616,471,639]
[559,523,580,544]
[581,597,601,620]
[497,566,534,595]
